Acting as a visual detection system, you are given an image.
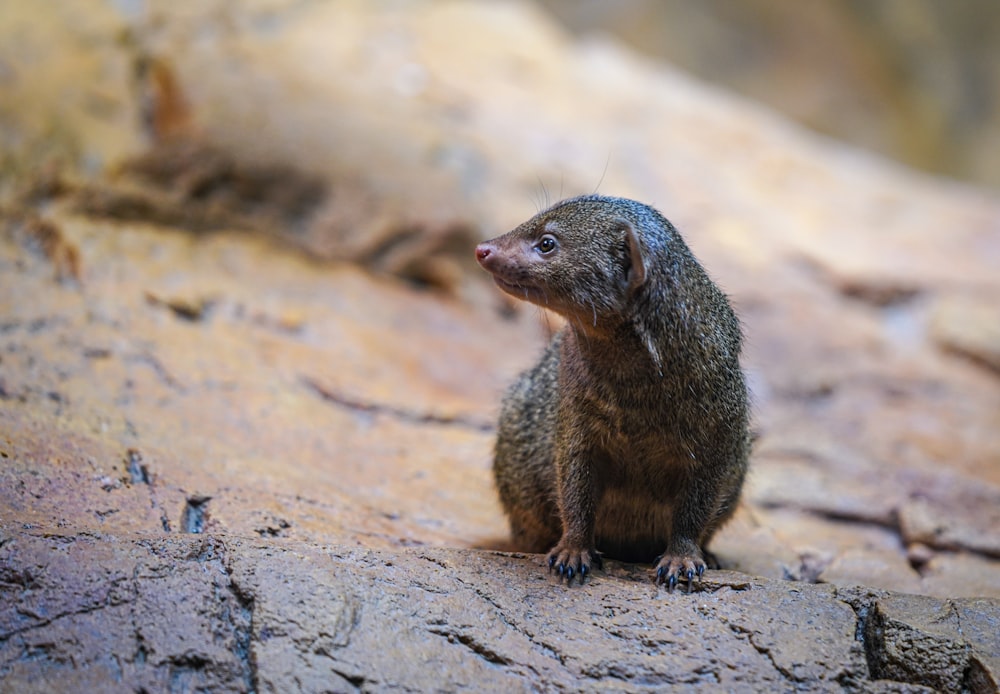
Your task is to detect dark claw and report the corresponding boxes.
[548,555,556,571]
[656,566,667,583]
[697,564,705,579]
[556,562,565,576]
[579,564,587,576]
[667,573,678,592]
[565,566,575,580]
[685,569,695,593]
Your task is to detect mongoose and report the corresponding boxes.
[475,195,749,590]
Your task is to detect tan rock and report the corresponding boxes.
[819,549,923,596]
[0,2,144,191]
[919,552,1000,600]
[864,593,1000,693]
[930,293,1000,374]
[0,532,871,690]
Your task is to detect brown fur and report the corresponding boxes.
[476,195,750,589]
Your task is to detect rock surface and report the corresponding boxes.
[1,1,999,691]
[3,532,998,692]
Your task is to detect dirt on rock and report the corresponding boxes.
[1,1,999,691]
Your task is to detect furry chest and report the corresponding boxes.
[594,487,675,562]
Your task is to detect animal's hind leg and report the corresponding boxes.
[509,508,560,554]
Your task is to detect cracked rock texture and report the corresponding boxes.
[4,533,997,693]
[1,1,999,691]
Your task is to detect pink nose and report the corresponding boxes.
[475,243,493,264]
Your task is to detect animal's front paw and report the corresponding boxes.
[654,552,705,593]
[545,542,602,584]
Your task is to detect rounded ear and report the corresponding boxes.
[622,221,647,294]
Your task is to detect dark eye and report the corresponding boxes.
[536,235,557,254]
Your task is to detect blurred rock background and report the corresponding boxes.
[541,0,1000,193]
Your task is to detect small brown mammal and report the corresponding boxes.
[475,195,749,590]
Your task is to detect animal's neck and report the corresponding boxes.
[565,319,665,383]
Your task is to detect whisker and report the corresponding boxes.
[535,176,550,211]
[593,151,612,194]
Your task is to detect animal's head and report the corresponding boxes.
[475,195,654,329]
